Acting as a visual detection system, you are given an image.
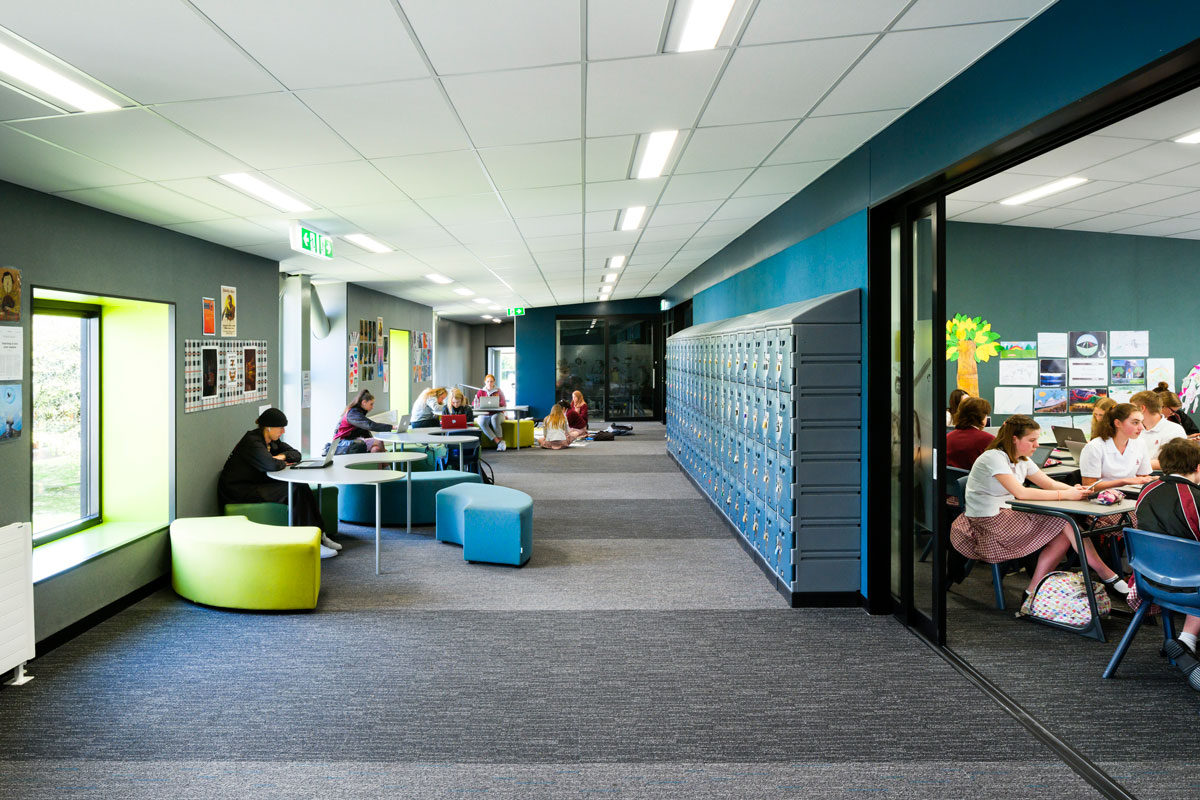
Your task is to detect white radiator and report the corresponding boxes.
[0,522,34,685]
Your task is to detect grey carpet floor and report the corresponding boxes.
[0,421,1108,798]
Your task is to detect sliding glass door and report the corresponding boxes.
[555,315,659,421]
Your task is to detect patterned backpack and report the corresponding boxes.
[1020,571,1111,627]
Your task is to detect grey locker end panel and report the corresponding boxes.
[795,460,860,486]
[796,560,861,592]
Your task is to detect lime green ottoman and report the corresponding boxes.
[170,516,321,610]
[501,418,534,448]
[223,486,339,532]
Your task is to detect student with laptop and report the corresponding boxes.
[1130,389,1186,469]
[217,408,338,558]
[474,374,507,451]
[443,388,475,427]
[333,389,395,453]
[410,387,448,429]
[1079,403,1155,493]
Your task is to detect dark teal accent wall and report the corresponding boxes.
[515,297,662,420]
[947,221,1200,425]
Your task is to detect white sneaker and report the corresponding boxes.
[497,440,507,451]
[321,534,342,551]
[319,544,338,559]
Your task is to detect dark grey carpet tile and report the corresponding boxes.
[0,759,1105,799]
[497,472,701,500]
[488,454,681,474]
[2,609,1066,765]
[525,499,730,539]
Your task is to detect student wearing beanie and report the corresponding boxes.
[217,408,339,558]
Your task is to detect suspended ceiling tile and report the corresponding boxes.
[402,0,579,74]
[585,136,637,182]
[164,217,278,247]
[696,216,758,237]
[0,0,281,104]
[647,199,722,227]
[517,213,583,238]
[11,108,248,181]
[0,125,141,193]
[265,161,408,207]
[444,219,524,245]
[947,171,1055,203]
[298,80,470,159]
[766,109,904,165]
[584,177,666,211]
[1079,141,1200,182]
[470,242,533,261]
[1098,86,1200,141]
[1001,208,1103,229]
[342,251,428,272]
[502,184,584,218]
[587,51,725,137]
[945,198,987,218]
[442,64,581,148]
[1058,212,1169,233]
[587,0,669,60]
[478,140,582,191]
[1118,189,1200,218]
[0,84,64,122]
[528,234,583,254]
[948,203,1041,225]
[57,182,227,226]
[1012,135,1154,178]
[711,192,792,220]
[894,0,1053,29]
[380,225,457,250]
[1137,160,1200,189]
[372,150,492,199]
[733,161,834,197]
[815,21,1022,116]
[332,201,439,234]
[1059,182,1193,214]
[702,37,873,127]
[741,0,906,44]
[675,120,797,174]
[659,169,752,204]
[583,230,641,249]
[193,0,428,89]
[157,176,279,216]
[639,222,703,241]
[420,192,510,227]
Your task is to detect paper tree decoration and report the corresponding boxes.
[1180,362,1200,413]
[946,314,1001,397]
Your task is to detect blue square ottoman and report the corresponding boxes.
[435,483,532,566]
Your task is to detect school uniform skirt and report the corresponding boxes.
[950,509,1065,563]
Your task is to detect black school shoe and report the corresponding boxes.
[1164,638,1200,691]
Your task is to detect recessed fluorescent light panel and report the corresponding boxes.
[472,298,492,305]
[481,314,493,319]
[606,255,626,271]
[999,177,1088,206]
[425,273,453,284]
[217,173,311,213]
[1175,128,1200,144]
[635,131,679,179]
[0,41,120,112]
[453,287,475,296]
[603,273,617,283]
[667,0,741,53]
[619,206,646,231]
[488,304,502,311]
[343,233,392,253]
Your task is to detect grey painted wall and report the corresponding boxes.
[0,180,280,528]
[436,318,472,395]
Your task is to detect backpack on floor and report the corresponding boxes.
[1021,571,1111,627]
[608,423,633,436]
[478,458,495,485]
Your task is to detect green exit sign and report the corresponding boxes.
[507,307,525,317]
[288,221,333,261]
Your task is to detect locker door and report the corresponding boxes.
[762,391,775,450]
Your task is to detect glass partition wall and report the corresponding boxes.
[555,315,658,421]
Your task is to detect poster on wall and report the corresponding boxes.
[994,386,1033,414]
[244,347,257,392]
[1110,330,1149,357]
[998,359,1038,385]
[1039,359,1067,387]
[224,348,242,403]
[202,297,216,336]
[1068,331,1107,359]
[1000,341,1037,358]
[349,338,359,393]
[1072,414,1094,431]
[0,383,21,441]
[220,286,237,337]
[201,346,218,398]
[1068,358,1107,387]
[184,340,268,412]
[1037,332,1068,358]
[1111,358,1146,385]
[1108,386,1135,403]
[0,326,21,380]
[1034,387,1068,413]
[1147,358,1175,390]
[0,267,20,323]
[1069,387,1108,413]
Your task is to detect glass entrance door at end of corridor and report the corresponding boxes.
[389,329,410,419]
[488,346,516,405]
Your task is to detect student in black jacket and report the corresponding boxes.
[1134,437,1200,686]
[217,408,338,558]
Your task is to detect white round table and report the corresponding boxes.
[268,450,425,574]
[376,430,484,470]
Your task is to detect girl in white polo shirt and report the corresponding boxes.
[951,415,1129,600]
[1078,403,1154,492]
[1130,389,1186,470]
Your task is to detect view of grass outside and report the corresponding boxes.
[32,314,85,533]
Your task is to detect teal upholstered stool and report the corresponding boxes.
[435,483,532,566]
[223,485,338,532]
[339,469,481,526]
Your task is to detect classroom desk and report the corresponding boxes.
[268,451,424,575]
[474,404,529,418]
[1004,497,1137,642]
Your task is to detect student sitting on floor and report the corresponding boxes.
[565,390,589,433]
[1130,389,1187,470]
[950,415,1129,610]
[1155,384,1200,438]
[1079,403,1155,492]
[1089,397,1117,440]
[539,403,585,449]
[946,397,993,470]
[334,389,394,453]
[410,386,447,429]
[1134,437,1200,686]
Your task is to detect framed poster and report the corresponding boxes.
[0,267,20,323]
[202,297,216,336]
[220,286,237,337]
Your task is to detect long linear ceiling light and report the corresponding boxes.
[217,173,311,213]
[999,177,1088,206]
[425,273,454,284]
[343,233,392,253]
[1175,128,1200,144]
[674,0,738,52]
[636,131,679,179]
[0,41,119,112]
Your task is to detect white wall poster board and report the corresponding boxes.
[1147,358,1175,390]
[0,326,20,380]
[999,359,1038,385]
[1037,332,1068,358]
[1033,416,1059,442]
[1110,330,1149,357]
[994,386,1033,414]
[1068,358,1108,386]
[1108,386,1135,403]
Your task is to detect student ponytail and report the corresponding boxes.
[1095,403,1138,441]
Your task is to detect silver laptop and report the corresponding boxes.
[477,395,501,410]
[289,448,332,470]
[1052,425,1086,447]
[1065,439,1086,464]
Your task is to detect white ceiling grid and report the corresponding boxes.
[0,0,1055,321]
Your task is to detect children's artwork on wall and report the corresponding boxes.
[202,297,216,336]
[1037,332,1068,358]
[0,382,22,441]
[1110,358,1146,385]
[1068,358,1107,387]
[1109,330,1149,357]
[994,386,1032,415]
[946,314,1001,396]
[1147,358,1175,390]
[1068,331,1107,359]
[1069,387,1108,413]
[1071,414,1094,431]
[220,286,236,337]
[0,267,21,322]
[1108,386,1135,403]
[1034,387,1068,413]
[1039,358,1067,387]
[998,359,1037,385]
[184,340,268,412]
[349,339,359,392]
[1181,363,1200,413]
[1000,341,1037,358]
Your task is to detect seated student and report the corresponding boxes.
[565,390,588,432]
[950,415,1129,606]
[1134,437,1200,686]
[333,389,394,453]
[217,408,338,558]
[1089,397,1117,440]
[474,374,507,451]
[946,388,969,427]
[409,387,447,429]
[1130,389,1186,470]
[539,403,576,450]
[1156,384,1200,438]
[445,387,475,423]
[946,397,993,470]
[1079,403,1155,492]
